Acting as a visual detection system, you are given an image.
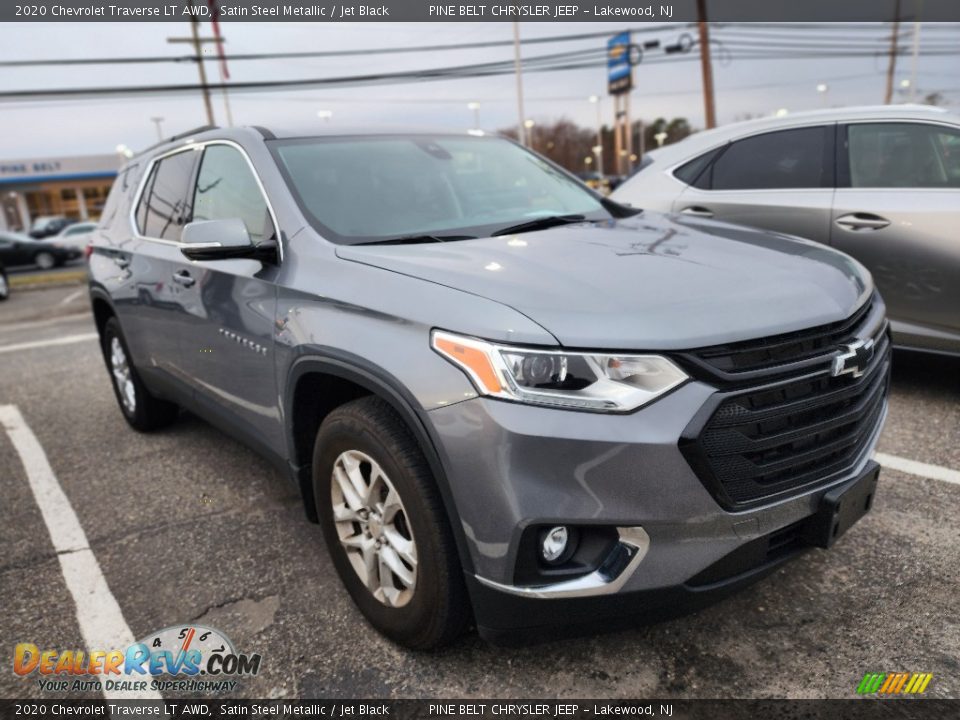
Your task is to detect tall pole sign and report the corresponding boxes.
[607,32,635,177]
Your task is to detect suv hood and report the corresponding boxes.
[335,213,872,350]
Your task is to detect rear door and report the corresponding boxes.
[672,125,835,244]
[170,142,283,454]
[831,121,960,352]
[118,148,200,385]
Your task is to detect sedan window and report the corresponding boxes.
[710,127,829,190]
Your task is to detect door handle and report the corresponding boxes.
[113,255,130,269]
[680,206,714,219]
[171,270,196,288]
[835,213,890,231]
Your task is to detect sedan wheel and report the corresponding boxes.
[109,336,137,414]
[0,271,8,301]
[331,449,418,608]
[34,252,55,270]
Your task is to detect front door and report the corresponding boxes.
[170,142,284,455]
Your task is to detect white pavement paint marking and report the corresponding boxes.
[875,452,960,487]
[0,332,98,355]
[59,289,85,305]
[0,405,162,701]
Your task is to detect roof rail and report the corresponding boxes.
[137,124,220,156]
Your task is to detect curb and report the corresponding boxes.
[9,270,87,291]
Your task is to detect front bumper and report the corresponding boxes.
[427,381,886,640]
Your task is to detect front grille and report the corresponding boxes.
[680,296,890,508]
[684,296,876,381]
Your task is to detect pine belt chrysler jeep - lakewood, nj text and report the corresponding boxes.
[89,126,889,648]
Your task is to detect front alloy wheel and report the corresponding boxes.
[314,396,469,649]
[331,450,418,608]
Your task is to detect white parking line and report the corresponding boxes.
[0,405,162,701]
[875,452,960,487]
[0,332,98,355]
[59,289,85,306]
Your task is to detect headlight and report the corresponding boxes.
[431,330,688,412]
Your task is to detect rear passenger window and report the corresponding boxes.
[847,123,960,188]
[710,127,829,190]
[192,145,274,243]
[135,150,197,240]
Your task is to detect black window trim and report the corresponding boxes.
[128,139,282,261]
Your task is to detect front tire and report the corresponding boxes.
[0,267,8,301]
[102,317,179,432]
[313,396,469,649]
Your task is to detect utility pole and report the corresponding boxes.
[884,0,902,104]
[168,13,216,125]
[909,5,923,103]
[512,21,527,147]
[696,0,717,129]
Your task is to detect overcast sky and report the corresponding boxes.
[1,21,959,159]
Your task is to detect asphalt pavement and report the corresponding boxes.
[1,282,957,701]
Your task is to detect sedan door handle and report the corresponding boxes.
[680,206,714,218]
[835,213,890,231]
[171,270,196,288]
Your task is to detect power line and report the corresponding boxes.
[0,23,683,68]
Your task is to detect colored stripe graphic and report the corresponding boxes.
[858,672,933,694]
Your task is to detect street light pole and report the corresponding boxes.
[589,95,604,176]
[512,22,527,147]
[150,116,165,141]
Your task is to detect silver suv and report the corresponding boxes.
[90,126,889,648]
[613,104,960,356]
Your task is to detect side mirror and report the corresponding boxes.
[180,219,278,263]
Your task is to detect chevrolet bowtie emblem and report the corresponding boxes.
[831,338,875,378]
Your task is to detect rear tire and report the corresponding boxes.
[313,396,469,649]
[34,251,55,270]
[102,317,179,432]
[0,267,8,301]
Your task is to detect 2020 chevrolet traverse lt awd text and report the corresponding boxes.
[89,126,890,648]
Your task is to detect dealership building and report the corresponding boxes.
[0,154,120,233]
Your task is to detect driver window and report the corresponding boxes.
[192,145,275,243]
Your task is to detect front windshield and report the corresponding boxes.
[270,134,610,244]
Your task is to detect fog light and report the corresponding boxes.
[541,526,569,564]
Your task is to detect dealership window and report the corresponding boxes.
[136,150,197,241]
[709,127,829,190]
[192,145,274,243]
[847,123,960,188]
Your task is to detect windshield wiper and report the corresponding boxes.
[491,214,587,237]
[354,234,477,246]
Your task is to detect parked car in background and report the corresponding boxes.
[0,261,8,301]
[53,221,98,252]
[575,171,611,194]
[29,215,75,239]
[89,126,888,648]
[612,104,960,356]
[0,231,82,269]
